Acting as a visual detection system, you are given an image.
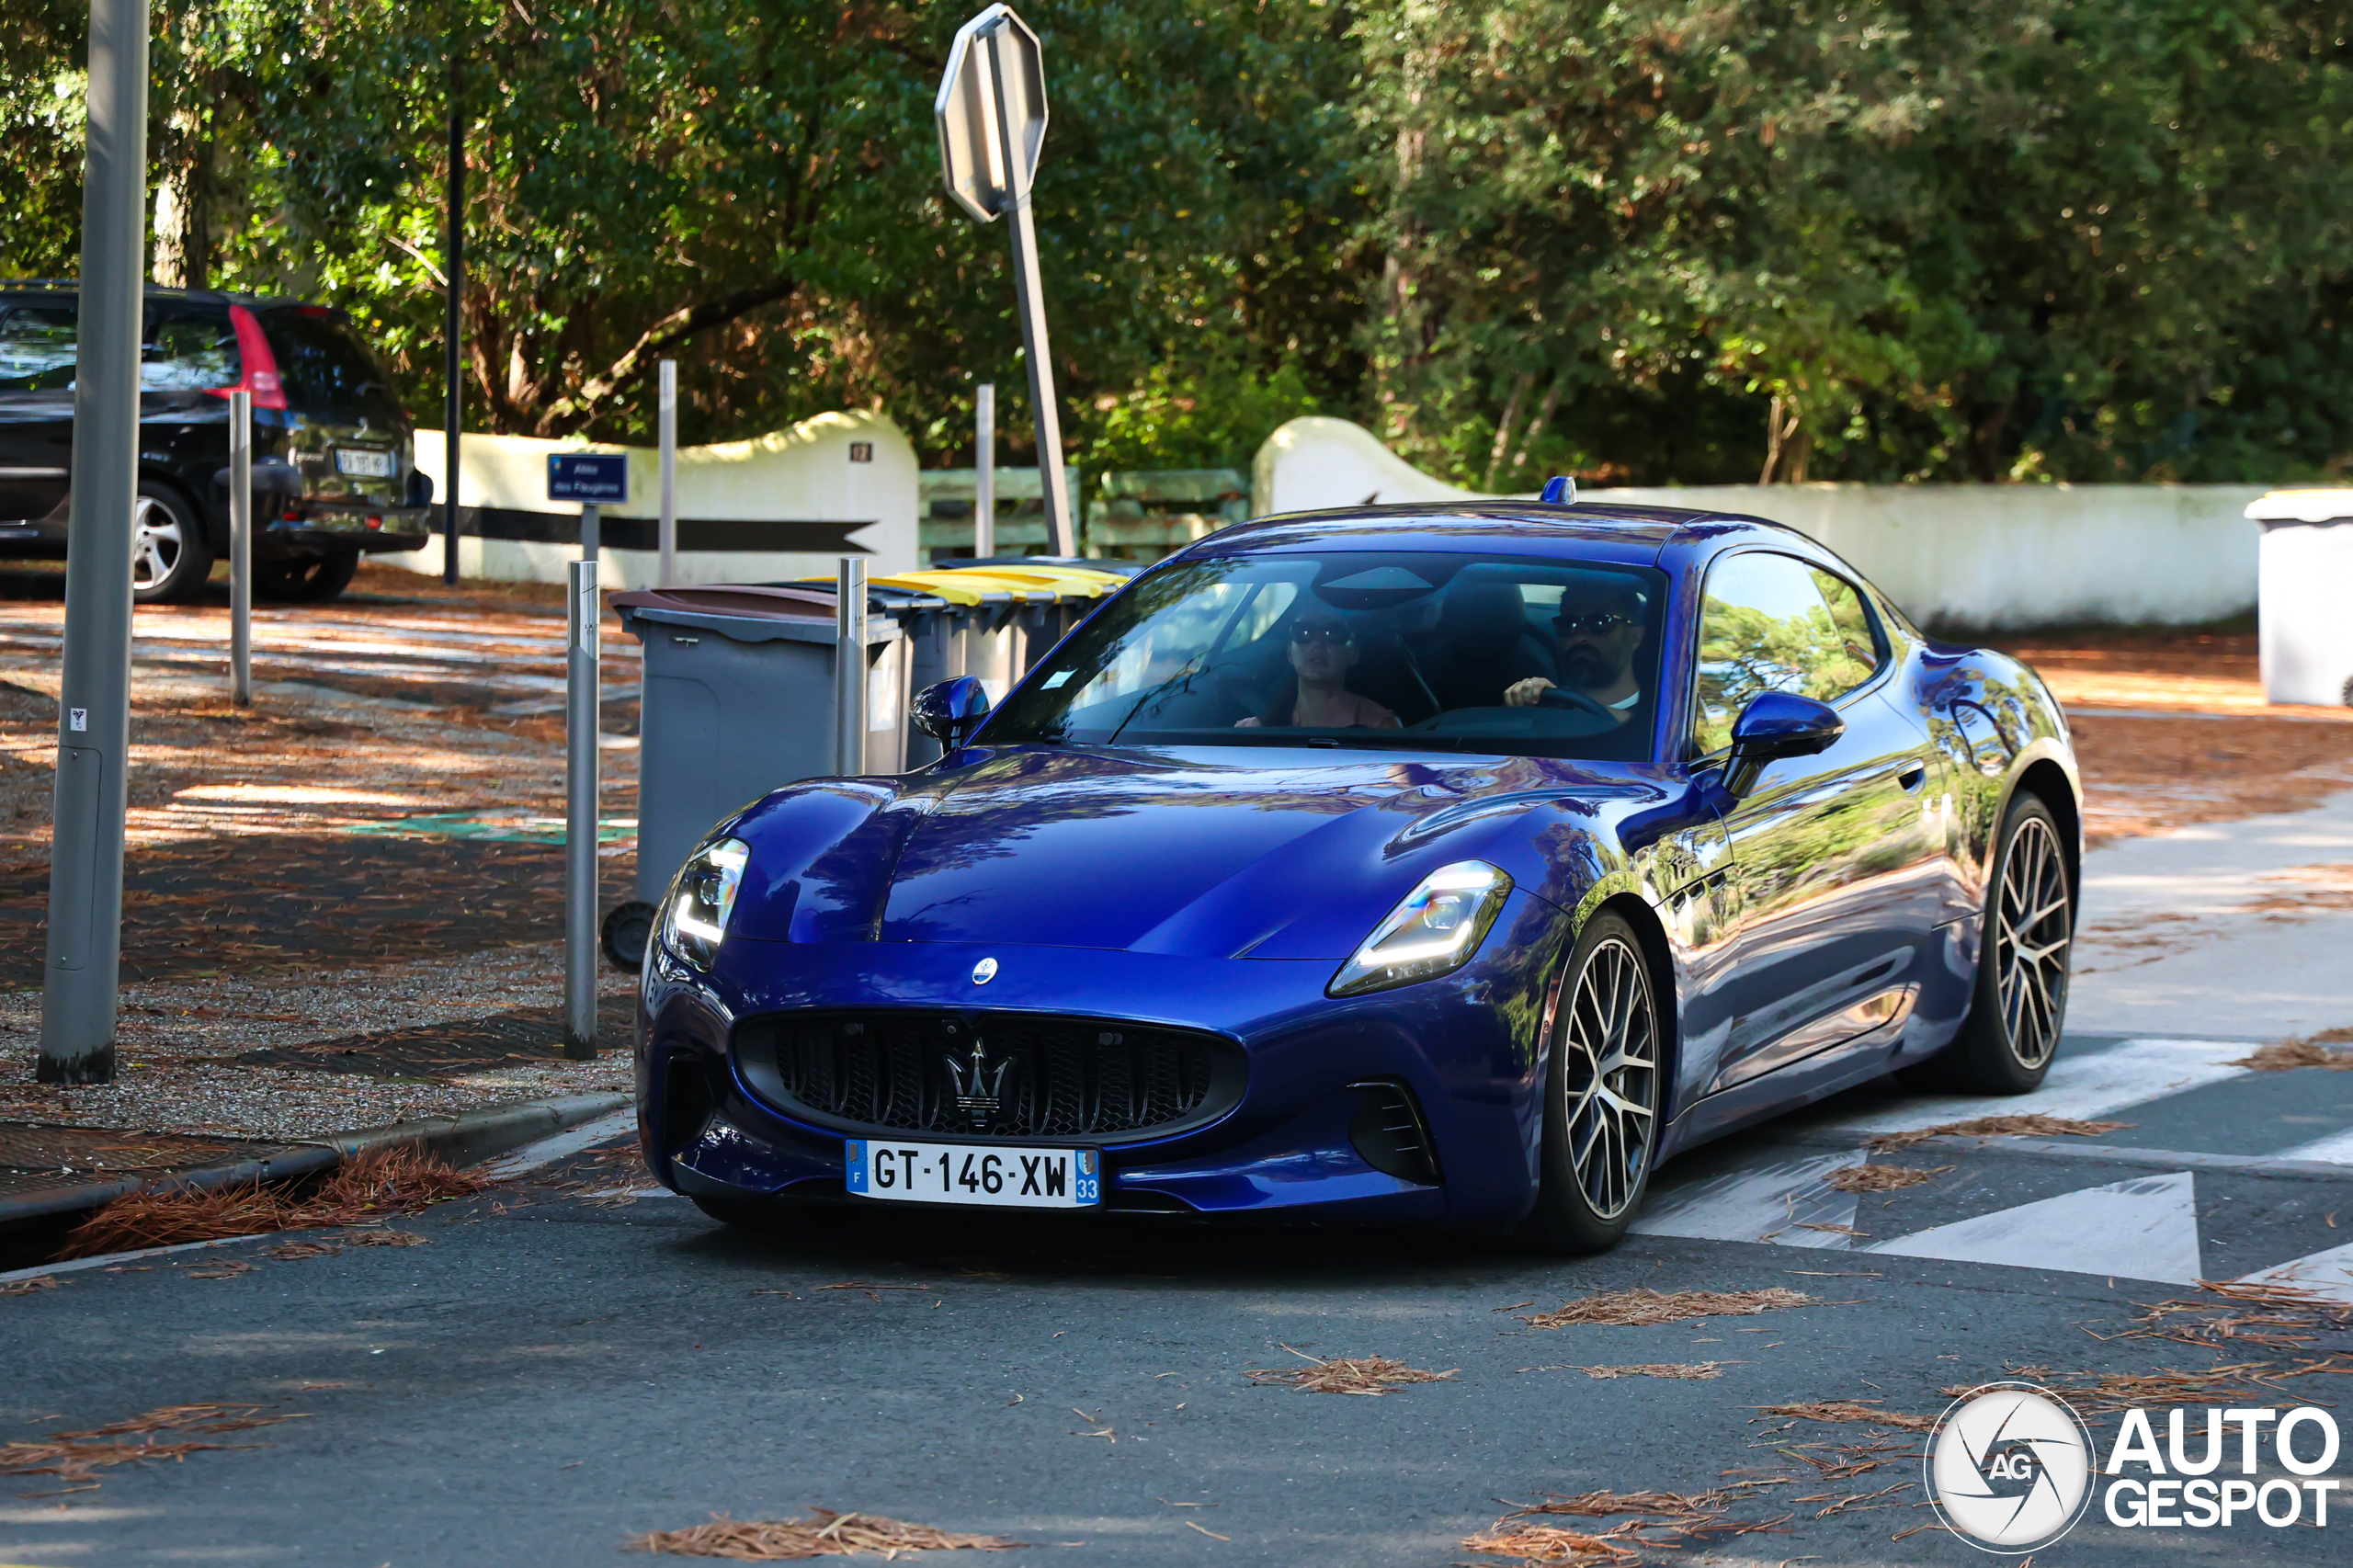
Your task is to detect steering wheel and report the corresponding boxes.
[1533,684,1617,722]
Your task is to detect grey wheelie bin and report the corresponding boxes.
[604,584,912,966]
[2248,489,2353,707]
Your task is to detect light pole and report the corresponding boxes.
[39,0,148,1083]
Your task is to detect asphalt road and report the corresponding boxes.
[4,1034,2350,1568]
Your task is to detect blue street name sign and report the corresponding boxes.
[547,453,630,504]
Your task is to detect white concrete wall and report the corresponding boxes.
[398,409,920,587]
[1253,416,2265,630]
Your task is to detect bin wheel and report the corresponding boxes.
[602,900,656,971]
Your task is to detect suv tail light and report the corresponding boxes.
[204,305,288,410]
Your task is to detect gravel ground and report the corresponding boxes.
[0,940,635,1141]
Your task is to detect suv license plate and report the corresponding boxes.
[335,448,393,478]
[846,1139,1099,1209]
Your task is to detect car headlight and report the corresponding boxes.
[661,837,749,969]
[1327,861,1513,997]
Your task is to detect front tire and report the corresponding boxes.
[1938,793,2075,1094]
[1520,911,1664,1254]
[131,483,214,604]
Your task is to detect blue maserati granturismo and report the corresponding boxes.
[636,499,2080,1251]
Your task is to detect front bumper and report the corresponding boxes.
[635,903,1566,1230]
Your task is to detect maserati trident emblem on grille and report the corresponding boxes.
[945,1040,1013,1129]
[971,956,998,984]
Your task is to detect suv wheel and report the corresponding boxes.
[255,552,359,603]
[131,484,214,605]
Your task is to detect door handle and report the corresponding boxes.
[1897,763,1927,793]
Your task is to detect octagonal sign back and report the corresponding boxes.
[935,5,1048,222]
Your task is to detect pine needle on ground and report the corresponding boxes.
[0,1275,61,1297]
[2229,1039,2353,1071]
[1516,1288,1810,1329]
[0,1404,301,1494]
[56,1145,484,1259]
[626,1508,1025,1559]
[1824,1164,1951,1192]
[1864,1116,2127,1153]
[1244,1347,1458,1395]
[1759,1400,1936,1430]
[1571,1363,1723,1380]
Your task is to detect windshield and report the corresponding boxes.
[983,551,1667,759]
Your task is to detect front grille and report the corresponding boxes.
[733,1011,1244,1143]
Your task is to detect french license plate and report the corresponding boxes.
[845,1139,1099,1209]
[335,447,393,478]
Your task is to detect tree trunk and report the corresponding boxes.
[1507,372,1565,488]
[1481,371,1534,491]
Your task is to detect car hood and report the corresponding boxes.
[727,745,1679,960]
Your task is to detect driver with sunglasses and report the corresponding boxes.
[1236,615,1399,730]
[1503,582,1647,723]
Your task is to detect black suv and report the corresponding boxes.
[0,282,433,603]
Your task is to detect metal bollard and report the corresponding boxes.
[658,359,677,586]
[974,383,995,562]
[563,559,599,1059]
[835,556,867,774]
[227,390,252,707]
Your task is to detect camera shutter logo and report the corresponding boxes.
[1925,1382,2096,1553]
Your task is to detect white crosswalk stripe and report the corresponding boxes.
[1632,1152,1860,1248]
[2235,1240,2353,1304]
[1860,1171,2205,1285]
[1799,1037,2251,1137]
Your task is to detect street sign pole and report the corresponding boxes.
[563,559,598,1060]
[657,359,677,586]
[580,501,600,563]
[985,23,1073,558]
[937,6,1074,558]
[39,0,147,1084]
[974,382,995,561]
[229,391,253,707]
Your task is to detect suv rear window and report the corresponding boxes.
[142,307,240,391]
[0,305,78,392]
[258,311,404,420]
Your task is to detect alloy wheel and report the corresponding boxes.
[131,496,185,591]
[1995,813,2071,1069]
[1559,934,1658,1221]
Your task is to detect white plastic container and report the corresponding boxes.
[2246,489,2353,708]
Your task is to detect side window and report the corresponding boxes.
[1689,552,1883,756]
[0,306,79,392]
[142,309,240,392]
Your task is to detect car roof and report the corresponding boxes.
[0,280,332,313]
[1184,501,1815,569]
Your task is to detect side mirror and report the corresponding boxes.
[1721,691,1843,799]
[912,676,992,750]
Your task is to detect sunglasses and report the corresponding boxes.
[1290,622,1356,645]
[1553,612,1634,635]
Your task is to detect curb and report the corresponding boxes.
[0,1092,631,1230]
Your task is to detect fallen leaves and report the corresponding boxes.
[344,1228,427,1247]
[1569,1363,1724,1381]
[0,1275,61,1297]
[1244,1348,1459,1396]
[58,1144,483,1259]
[1759,1400,1936,1431]
[1465,1487,1790,1564]
[1516,1288,1811,1329]
[1864,1116,2127,1153]
[2228,1038,2353,1072]
[626,1508,1025,1559]
[0,1403,302,1494]
[181,1259,256,1280]
[264,1241,343,1261]
[1823,1164,1951,1193]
